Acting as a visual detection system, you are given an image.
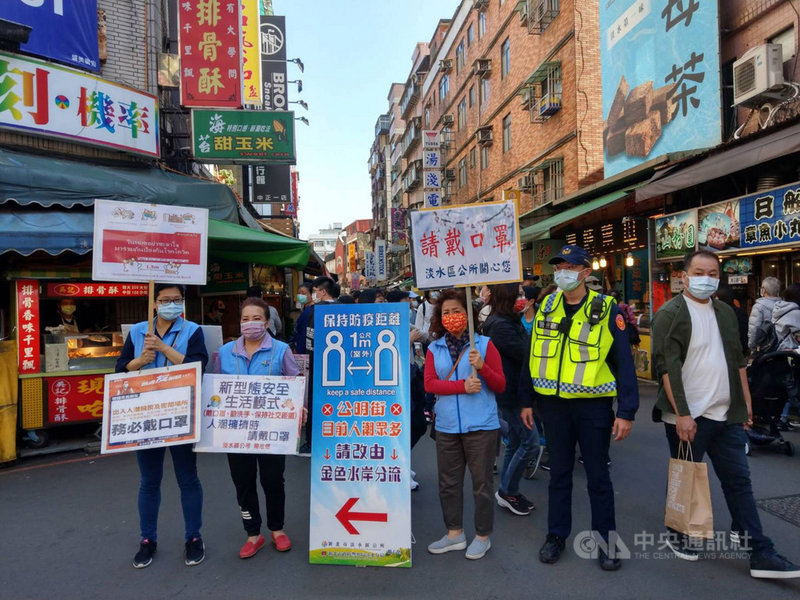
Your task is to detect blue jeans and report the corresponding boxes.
[499,407,540,495]
[664,418,774,556]
[136,444,203,541]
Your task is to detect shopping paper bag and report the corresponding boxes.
[664,442,714,539]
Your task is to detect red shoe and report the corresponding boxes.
[239,535,265,559]
[271,532,292,552]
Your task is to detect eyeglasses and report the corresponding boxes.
[156,298,184,306]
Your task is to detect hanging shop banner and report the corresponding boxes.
[423,149,442,208]
[46,374,105,425]
[191,109,296,163]
[0,1,99,71]
[739,182,800,250]
[92,199,209,285]
[194,373,304,454]
[600,0,721,177]
[46,282,150,297]
[376,239,387,281]
[0,51,158,157]
[409,200,522,289]
[179,0,242,108]
[391,208,407,247]
[101,363,202,454]
[253,164,291,204]
[698,199,741,252]
[654,209,697,261]
[364,250,376,280]
[259,15,287,111]
[348,243,357,273]
[205,257,249,294]
[310,303,411,567]
[241,0,262,105]
[422,130,439,150]
[16,280,40,375]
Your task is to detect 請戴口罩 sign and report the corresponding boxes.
[192,109,296,163]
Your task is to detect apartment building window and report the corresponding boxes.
[467,23,474,47]
[439,74,450,101]
[479,12,486,38]
[480,146,489,170]
[531,158,564,207]
[456,40,466,74]
[459,157,468,188]
[502,113,511,152]
[469,85,475,107]
[470,147,476,168]
[501,38,510,78]
[457,98,467,130]
[526,62,563,123]
[480,78,490,107]
[424,105,430,128]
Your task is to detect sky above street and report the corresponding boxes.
[277,0,457,239]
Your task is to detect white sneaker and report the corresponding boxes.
[410,478,420,491]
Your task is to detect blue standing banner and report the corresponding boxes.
[0,1,100,71]
[309,303,411,567]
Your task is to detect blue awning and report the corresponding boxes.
[0,209,93,256]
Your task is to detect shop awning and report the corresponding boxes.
[0,147,241,223]
[0,209,310,269]
[520,188,633,242]
[635,122,800,202]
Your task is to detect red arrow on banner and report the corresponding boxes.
[323,448,331,460]
[335,498,388,535]
[390,449,398,460]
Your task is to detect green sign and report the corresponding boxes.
[204,257,250,294]
[191,109,296,164]
[655,209,697,261]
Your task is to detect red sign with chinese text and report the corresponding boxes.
[46,282,150,297]
[101,230,203,265]
[46,375,105,424]
[179,0,242,108]
[16,280,40,374]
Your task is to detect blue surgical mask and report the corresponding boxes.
[157,302,183,321]
[554,269,582,292]
[297,293,307,305]
[686,275,719,300]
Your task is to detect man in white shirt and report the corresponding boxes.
[652,250,800,579]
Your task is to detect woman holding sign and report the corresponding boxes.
[424,288,505,560]
[115,283,208,569]
[218,297,303,559]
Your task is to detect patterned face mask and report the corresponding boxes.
[441,312,468,336]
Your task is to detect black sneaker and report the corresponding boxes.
[598,547,622,571]
[750,552,800,579]
[516,492,536,512]
[495,490,531,516]
[539,455,551,472]
[184,537,205,566]
[133,539,157,569]
[539,534,565,564]
[523,446,545,480]
[664,531,700,561]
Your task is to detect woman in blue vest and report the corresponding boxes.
[115,283,208,569]
[424,288,506,560]
[218,297,302,559]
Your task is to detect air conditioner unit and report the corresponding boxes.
[445,168,456,181]
[476,127,493,145]
[518,174,533,190]
[439,59,453,72]
[442,114,455,126]
[733,44,785,107]
[474,59,491,77]
[521,88,534,110]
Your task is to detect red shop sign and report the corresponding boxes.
[179,0,242,108]
[16,280,40,374]
[46,282,150,297]
[46,375,105,424]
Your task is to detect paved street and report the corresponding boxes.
[1,383,799,600]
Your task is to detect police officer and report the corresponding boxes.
[519,245,639,571]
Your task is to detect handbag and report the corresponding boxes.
[429,345,469,440]
[664,441,714,539]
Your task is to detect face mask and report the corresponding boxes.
[686,275,719,300]
[60,305,76,316]
[554,268,582,292]
[240,320,267,341]
[441,312,468,336]
[312,291,321,302]
[430,291,440,301]
[514,298,528,312]
[157,302,183,321]
[297,294,307,304]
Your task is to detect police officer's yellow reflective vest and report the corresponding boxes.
[529,289,617,398]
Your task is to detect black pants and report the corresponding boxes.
[541,396,615,539]
[227,453,286,536]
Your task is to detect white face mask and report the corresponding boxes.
[685,275,719,300]
[554,269,582,292]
